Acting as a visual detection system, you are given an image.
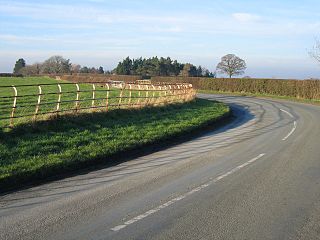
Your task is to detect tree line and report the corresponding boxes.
[13,56,108,76]
[14,56,216,78]
[13,54,246,78]
[114,56,216,78]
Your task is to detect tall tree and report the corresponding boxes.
[13,58,26,74]
[180,63,197,77]
[172,60,183,76]
[98,66,104,74]
[216,54,247,78]
[115,57,133,75]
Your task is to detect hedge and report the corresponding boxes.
[150,76,320,100]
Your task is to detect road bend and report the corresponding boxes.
[1,94,320,240]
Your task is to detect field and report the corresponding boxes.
[0,77,190,128]
[0,77,230,192]
[0,77,122,128]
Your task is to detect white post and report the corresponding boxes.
[75,83,80,111]
[56,84,62,113]
[92,83,96,108]
[34,85,42,120]
[10,86,18,127]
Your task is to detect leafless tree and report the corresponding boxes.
[19,63,42,76]
[309,39,320,64]
[71,64,81,75]
[216,54,247,78]
[41,56,71,74]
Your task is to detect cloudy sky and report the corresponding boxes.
[1,0,320,78]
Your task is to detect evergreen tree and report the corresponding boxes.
[13,58,26,74]
[98,66,104,74]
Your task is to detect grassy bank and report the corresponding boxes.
[198,90,320,105]
[0,98,230,192]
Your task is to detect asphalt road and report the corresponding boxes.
[1,94,320,240]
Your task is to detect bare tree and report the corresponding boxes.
[19,63,42,76]
[309,39,320,64]
[216,54,247,78]
[71,64,81,75]
[41,56,71,74]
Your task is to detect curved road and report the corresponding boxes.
[1,94,320,240]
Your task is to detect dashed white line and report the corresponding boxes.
[111,153,266,232]
[282,121,297,141]
[280,109,297,141]
[280,109,294,118]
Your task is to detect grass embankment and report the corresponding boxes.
[198,90,320,105]
[0,97,230,192]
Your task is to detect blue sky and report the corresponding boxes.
[1,0,320,78]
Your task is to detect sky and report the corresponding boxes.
[1,0,320,79]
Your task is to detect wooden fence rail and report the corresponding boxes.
[0,82,195,128]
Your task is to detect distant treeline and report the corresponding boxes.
[12,56,215,78]
[0,73,23,77]
[151,76,320,100]
[62,74,141,83]
[12,56,109,76]
[114,57,215,78]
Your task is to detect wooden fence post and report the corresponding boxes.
[118,83,125,108]
[177,84,181,101]
[75,83,80,112]
[105,83,109,111]
[56,84,62,113]
[145,85,149,106]
[33,85,42,120]
[137,84,141,108]
[10,86,18,127]
[92,83,96,108]
[157,85,162,105]
[128,84,132,106]
[152,85,156,106]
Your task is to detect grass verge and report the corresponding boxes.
[0,98,230,193]
[198,90,320,106]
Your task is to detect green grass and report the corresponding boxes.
[0,97,230,192]
[198,90,320,106]
[0,77,164,128]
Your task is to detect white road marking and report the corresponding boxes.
[280,109,297,141]
[111,153,266,232]
[280,109,294,118]
[282,121,297,141]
